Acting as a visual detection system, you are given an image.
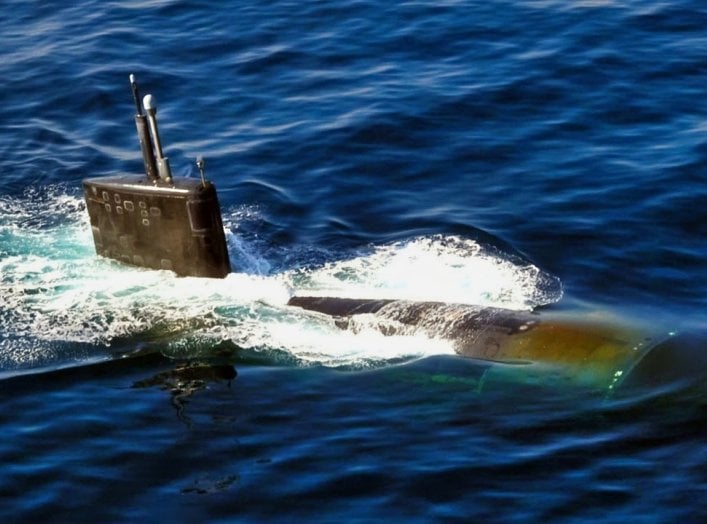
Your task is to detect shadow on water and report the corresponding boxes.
[132,360,237,428]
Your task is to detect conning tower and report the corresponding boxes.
[82,75,231,278]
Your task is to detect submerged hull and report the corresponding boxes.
[287,296,702,390]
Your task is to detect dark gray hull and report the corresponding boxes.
[287,296,706,390]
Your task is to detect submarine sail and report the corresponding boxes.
[82,75,230,278]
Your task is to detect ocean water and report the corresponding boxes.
[1,0,706,521]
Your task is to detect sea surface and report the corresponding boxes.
[1,0,706,521]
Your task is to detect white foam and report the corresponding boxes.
[0,188,561,371]
[283,235,561,310]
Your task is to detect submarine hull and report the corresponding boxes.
[83,174,230,278]
[287,296,670,390]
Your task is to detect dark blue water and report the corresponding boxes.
[1,1,706,521]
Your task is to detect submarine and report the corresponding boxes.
[82,75,230,278]
[82,77,706,391]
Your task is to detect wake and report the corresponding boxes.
[0,186,562,372]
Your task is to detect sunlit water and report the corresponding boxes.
[1,0,706,521]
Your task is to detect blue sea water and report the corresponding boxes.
[1,0,706,521]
